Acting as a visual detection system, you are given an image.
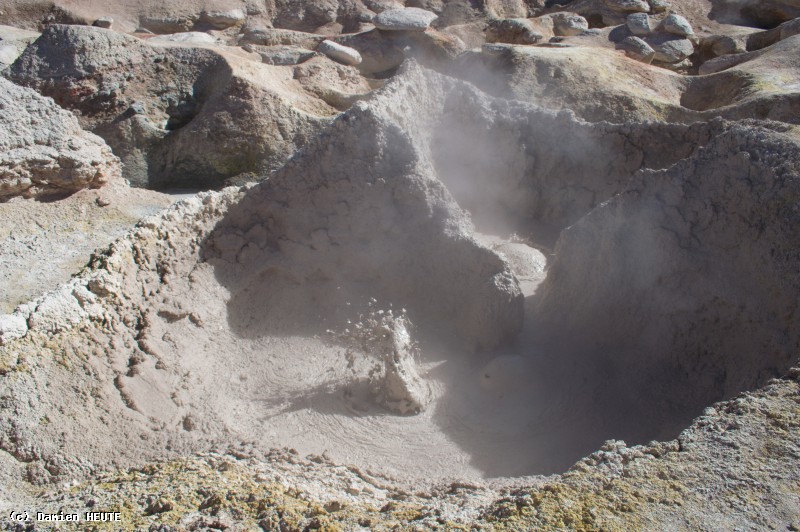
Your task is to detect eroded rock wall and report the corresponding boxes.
[0,76,121,200]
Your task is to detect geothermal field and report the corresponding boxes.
[0,0,799,529]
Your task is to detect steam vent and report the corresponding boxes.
[1,0,799,529]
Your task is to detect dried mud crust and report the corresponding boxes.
[0,64,799,530]
[0,182,173,314]
[4,371,799,531]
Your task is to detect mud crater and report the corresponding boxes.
[1,66,798,491]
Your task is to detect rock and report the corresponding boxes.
[293,56,374,110]
[486,18,544,44]
[92,17,113,29]
[0,77,121,200]
[626,13,651,36]
[337,28,464,75]
[239,27,324,49]
[0,314,28,345]
[604,0,650,13]
[138,15,197,34]
[244,44,316,65]
[318,39,362,66]
[336,29,407,73]
[8,24,326,189]
[661,13,694,36]
[551,13,590,36]
[658,56,692,71]
[741,0,800,27]
[273,0,340,32]
[617,35,655,62]
[200,9,246,29]
[651,36,695,63]
[373,8,438,31]
[148,32,218,45]
[649,0,670,12]
[709,35,746,56]
[697,52,747,74]
[779,17,800,40]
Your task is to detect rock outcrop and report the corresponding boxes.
[7,24,328,189]
[0,77,121,200]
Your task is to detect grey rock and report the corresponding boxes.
[486,18,543,44]
[92,17,113,29]
[626,13,651,36]
[273,0,340,32]
[373,7,438,31]
[779,17,800,40]
[200,9,246,29]
[551,13,590,37]
[245,44,316,65]
[661,13,694,36]
[698,52,747,74]
[709,35,746,56]
[318,39,362,66]
[336,28,464,75]
[239,27,324,49]
[649,0,671,12]
[651,36,694,62]
[0,77,121,200]
[8,24,325,189]
[617,35,655,63]
[138,15,197,34]
[604,0,650,13]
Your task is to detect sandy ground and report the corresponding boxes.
[0,183,175,313]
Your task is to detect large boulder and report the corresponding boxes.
[7,25,329,189]
[337,27,465,74]
[373,7,438,30]
[649,34,695,63]
[660,13,694,36]
[199,9,247,29]
[551,12,590,36]
[617,35,655,62]
[486,17,544,44]
[626,12,651,36]
[318,39,363,65]
[0,77,121,200]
